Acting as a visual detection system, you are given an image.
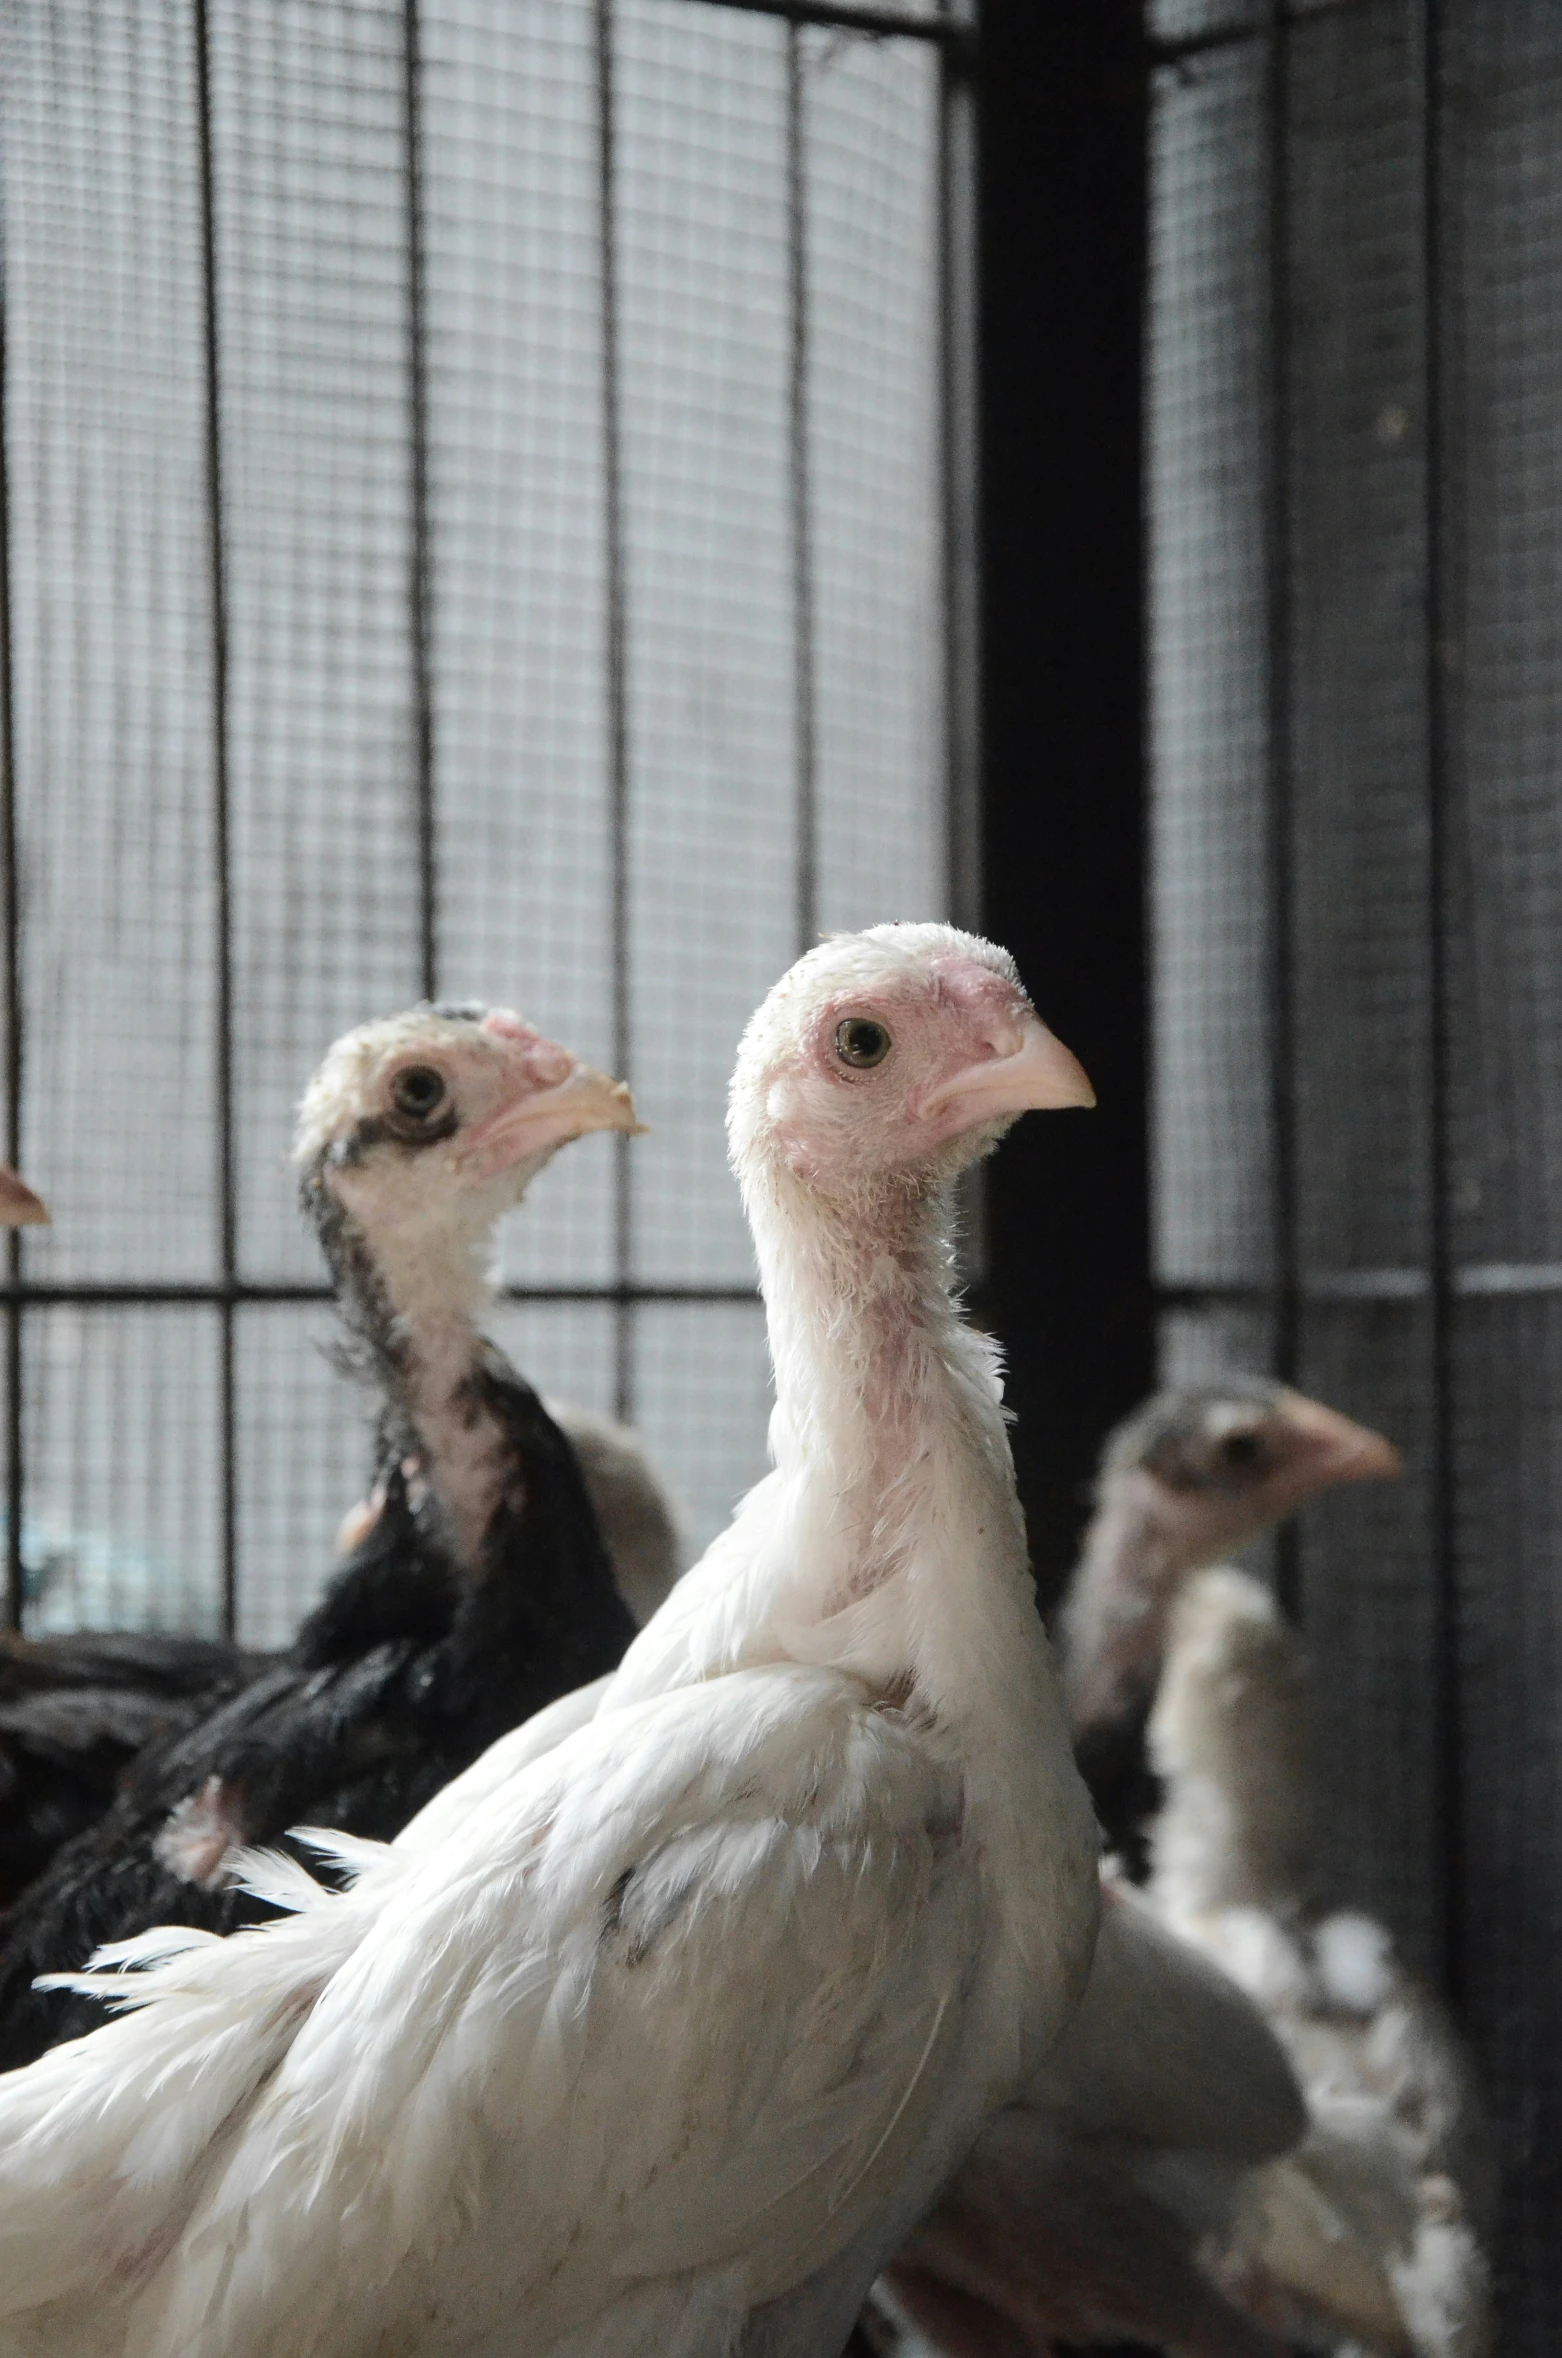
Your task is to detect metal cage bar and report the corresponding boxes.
[0,139,21,1633]
[0,0,979,1616]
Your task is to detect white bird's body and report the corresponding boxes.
[0,924,1101,2358]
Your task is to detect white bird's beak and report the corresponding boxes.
[922,1014,1095,1138]
[457,1062,645,1182]
[0,1162,48,1226]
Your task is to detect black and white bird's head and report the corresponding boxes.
[295,1003,640,1270]
[1098,1381,1403,1575]
[728,923,1093,1207]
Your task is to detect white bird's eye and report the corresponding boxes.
[390,1065,449,1123]
[834,1016,892,1071]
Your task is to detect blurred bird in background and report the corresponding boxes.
[1148,1565,1496,2357]
[1063,1382,1403,1876]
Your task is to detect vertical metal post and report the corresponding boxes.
[938,24,984,1277]
[405,0,438,1005]
[194,0,239,1641]
[1265,0,1302,1620]
[938,31,981,939]
[787,23,816,959]
[1420,0,1462,2010]
[597,0,633,1425]
[0,175,24,1632]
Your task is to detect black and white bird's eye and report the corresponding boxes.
[389,1065,449,1123]
[834,1016,892,1071]
[1216,1429,1267,1476]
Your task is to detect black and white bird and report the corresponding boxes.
[0,1162,47,1230]
[0,1001,643,2066]
[1062,1380,1403,1875]
[0,922,1103,2358]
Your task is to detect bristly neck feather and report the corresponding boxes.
[751,1155,1100,2075]
[740,1162,1060,1734]
[756,1163,1000,1486]
[609,1143,1101,2093]
[313,1182,516,1576]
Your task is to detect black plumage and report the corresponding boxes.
[0,1631,268,1907]
[0,1359,631,2064]
[0,1003,642,2070]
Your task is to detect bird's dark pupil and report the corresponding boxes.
[1222,1432,1263,1467]
[836,1018,890,1068]
[395,1067,445,1115]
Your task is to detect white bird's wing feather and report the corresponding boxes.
[53,1663,981,2358]
[0,1889,367,2354]
[1027,1878,1305,2165]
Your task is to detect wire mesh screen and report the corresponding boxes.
[0,0,971,1650]
[1150,3,1562,2342]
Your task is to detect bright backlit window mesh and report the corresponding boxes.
[0,0,955,1646]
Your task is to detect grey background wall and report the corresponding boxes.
[1147,5,1562,2342]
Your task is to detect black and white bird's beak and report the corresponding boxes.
[456,1059,644,1183]
[923,1014,1096,1139]
[1271,1388,1403,1492]
[0,1163,48,1227]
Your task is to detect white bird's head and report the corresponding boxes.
[295,1002,641,1249]
[729,922,1094,1204]
[1099,1379,1403,1574]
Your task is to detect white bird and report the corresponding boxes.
[1148,1566,1497,2356]
[0,921,1102,2358]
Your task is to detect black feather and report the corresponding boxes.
[0,1631,268,1907]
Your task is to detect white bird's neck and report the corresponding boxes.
[753,1165,1099,2069]
[608,1153,1100,2093]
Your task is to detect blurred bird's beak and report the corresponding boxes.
[459,1062,644,1181]
[924,1015,1095,1138]
[1274,1388,1403,1491]
[0,1163,48,1226]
